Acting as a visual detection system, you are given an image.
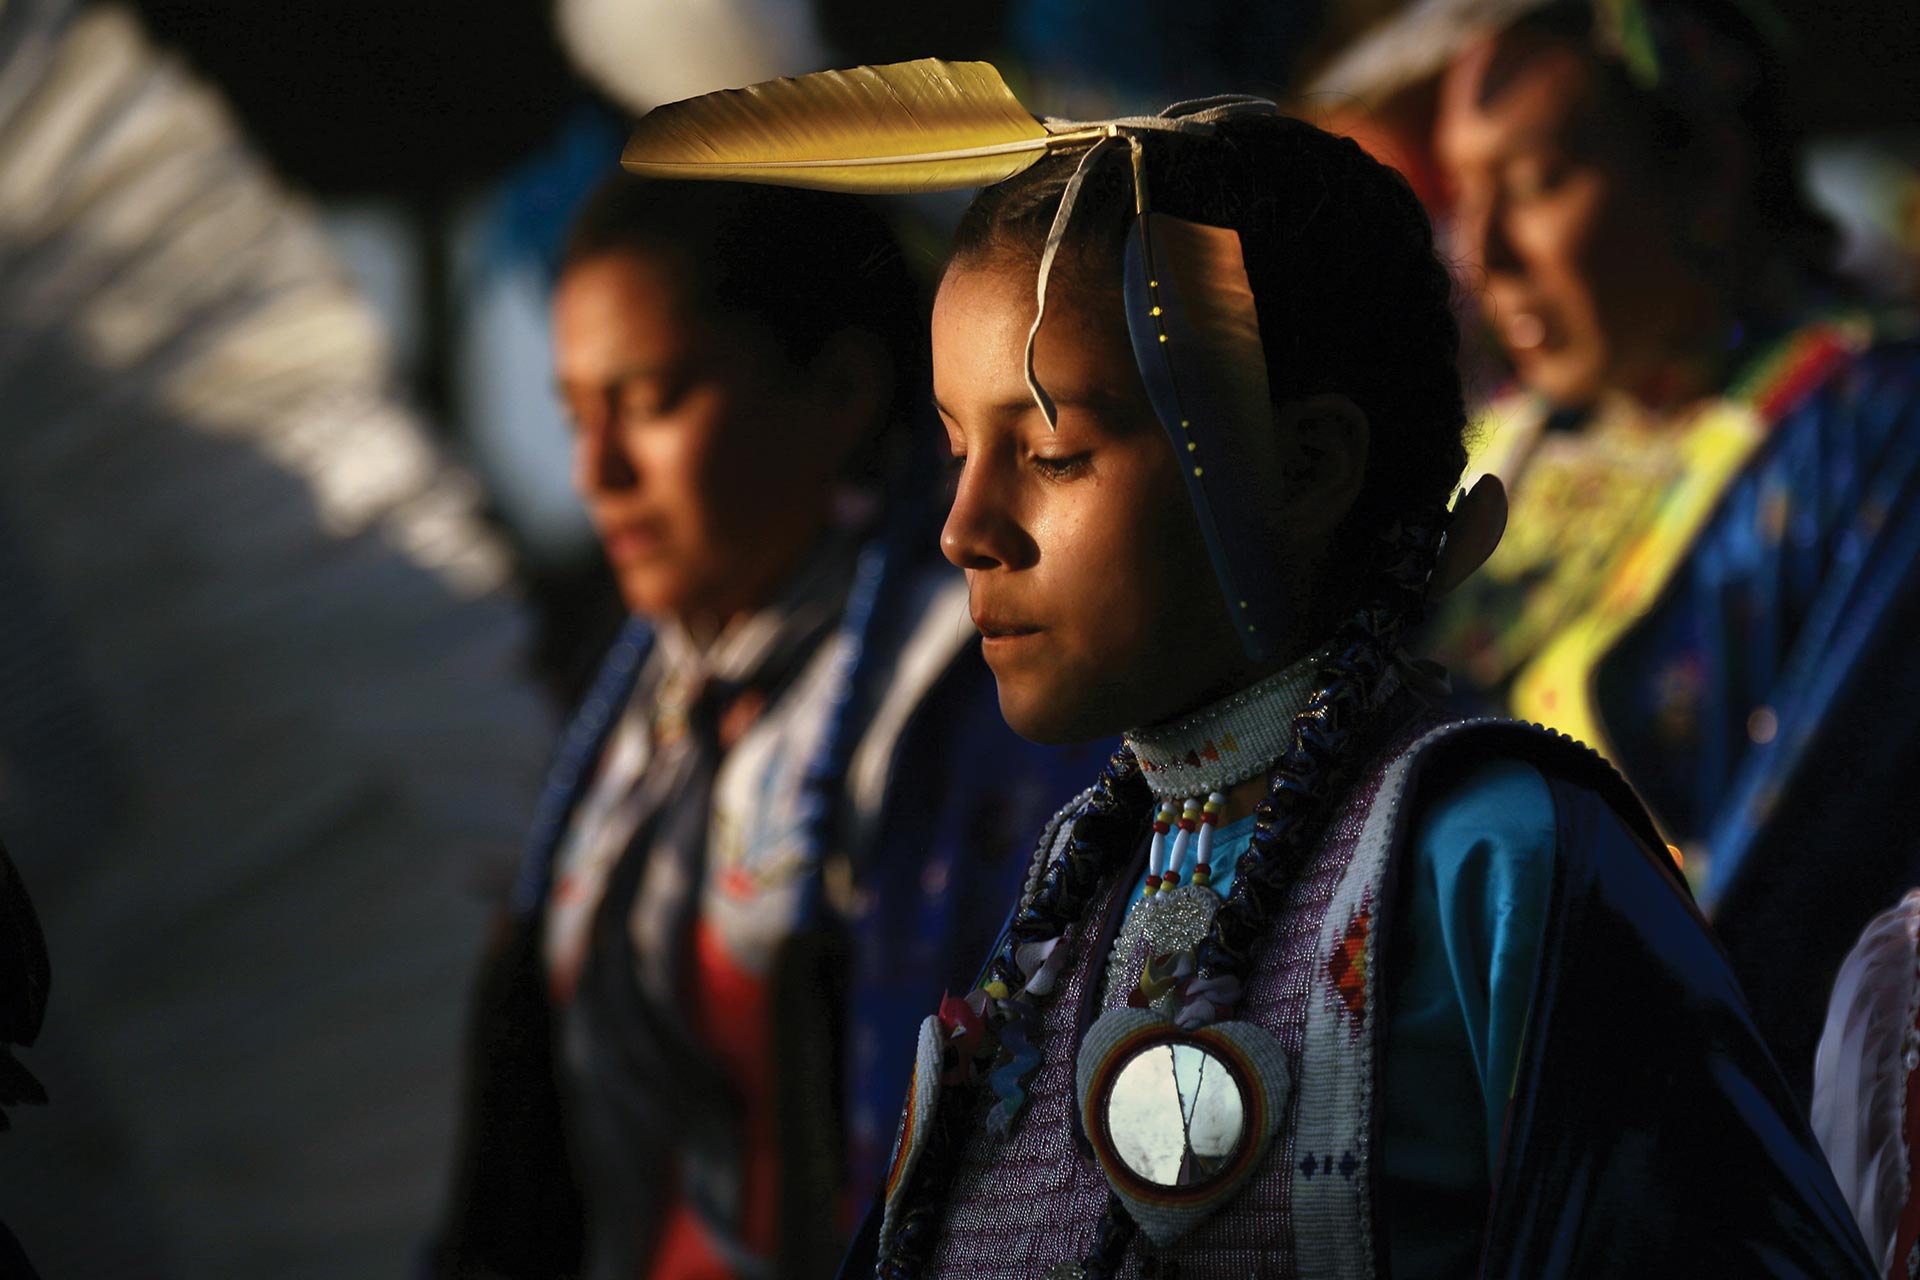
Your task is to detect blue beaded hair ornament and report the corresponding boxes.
[621,61,1456,1278]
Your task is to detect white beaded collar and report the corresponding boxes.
[1124,651,1326,800]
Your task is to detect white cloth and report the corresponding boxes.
[1813,888,1920,1278]
[544,556,974,995]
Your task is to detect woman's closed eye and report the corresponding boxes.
[616,377,683,422]
[1504,151,1573,204]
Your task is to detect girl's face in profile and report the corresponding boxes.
[933,255,1272,744]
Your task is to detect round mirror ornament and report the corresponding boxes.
[1075,1006,1290,1248]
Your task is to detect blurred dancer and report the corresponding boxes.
[1319,0,1920,1099]
[435,176,1104,1280]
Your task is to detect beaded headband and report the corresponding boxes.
[622,60,1292,661]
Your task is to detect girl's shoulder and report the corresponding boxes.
[1375,717,1671,881]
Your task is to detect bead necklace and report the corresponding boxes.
[1102,650,1327,1011]
[1128,656,1325,797]
[1144,791,1224,892]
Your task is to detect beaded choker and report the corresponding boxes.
[1123,652,1324,902]
[1125,652,1326,800]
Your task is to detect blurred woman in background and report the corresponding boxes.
[436,175,1103,1280]
[1320,0,1920,1099]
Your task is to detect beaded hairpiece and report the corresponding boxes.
[622,60,1290,660]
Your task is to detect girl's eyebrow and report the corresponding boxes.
[931,394,1040,424]
[932,389,1137,421]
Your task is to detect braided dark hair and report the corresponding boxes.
[883,117,1466,1277]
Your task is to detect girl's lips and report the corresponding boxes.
[974,617,1045,652]
[971,613,1042,640]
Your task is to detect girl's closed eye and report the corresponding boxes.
[940,451,968,502]
[1031,451,1093,481]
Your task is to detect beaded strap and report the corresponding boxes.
[880,749,1152,1279]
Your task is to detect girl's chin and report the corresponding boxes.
[993,682,1087,747]
[992,671,1139,749]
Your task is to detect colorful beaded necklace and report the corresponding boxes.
[1100,653,1327,1012]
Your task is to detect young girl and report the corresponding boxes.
[620,64,1872,1277]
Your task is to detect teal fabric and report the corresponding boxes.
[1138,759,1554,1276]
[1377,758,1555,1276]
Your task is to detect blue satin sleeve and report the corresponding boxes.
[1129,760,1554,1274]
[1379,757,1556,1278]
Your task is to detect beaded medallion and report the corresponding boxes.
[1103,884,1221,1013]
[879,1015,946,1256]
[1073,1005,1290,1249]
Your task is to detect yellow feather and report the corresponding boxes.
[621,58,1101,194]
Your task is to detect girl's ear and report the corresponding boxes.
[1272,393,1370,538]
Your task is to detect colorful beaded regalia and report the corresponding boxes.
[1101,655,1328,1014]
[619,57,1879,1280]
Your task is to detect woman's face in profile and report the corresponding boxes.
[932,255,1268,745]
[552,250,851,633]
[1434,33,1710,409]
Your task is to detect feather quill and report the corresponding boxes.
[621,58,1103,193]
